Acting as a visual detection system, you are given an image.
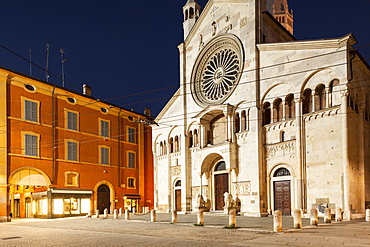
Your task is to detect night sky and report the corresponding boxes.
[0,0,369,116]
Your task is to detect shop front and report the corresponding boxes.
[32,188,92,218]
[123,194,141,213]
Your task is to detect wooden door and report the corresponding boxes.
[215,173,228,210]
[97,185,110,213]
[175,190,181,211]
[274,180,291,215]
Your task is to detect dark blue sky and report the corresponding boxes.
[0,0,369,116]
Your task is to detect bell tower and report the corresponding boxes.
[266,0,294,34]
[183,0,201,39]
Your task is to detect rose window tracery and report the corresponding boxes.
[191,34,244,106]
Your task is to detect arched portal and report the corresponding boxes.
[272,167,292,215]
[97,184,110,213]
[174,180,181,211]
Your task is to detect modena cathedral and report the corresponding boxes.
[152,0,370,220]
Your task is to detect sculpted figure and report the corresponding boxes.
[196,194,205,208]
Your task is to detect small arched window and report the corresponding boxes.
[184,9,189,21]
[274,168,290,177]
[280,131,286,142]
[175,180,181,187]
[163,141,167,155]
[169,138,174,153]
[285,94,295,119]
[328,79,339,107]
[159,142,163,155]
[214,161,226,171]
[193,129,198,146]
[189,7,194,19]
[262,102,271,125]
[273,98,283,122]
[302,89,312,114]
[241,110,247,131]
[234,112,240,133]
[189,131,193,148]
[174,136,180,152]
[314,84,326,111]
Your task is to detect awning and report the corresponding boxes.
[50,188,93,194]
[123,194,141,199]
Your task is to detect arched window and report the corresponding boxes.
[215,161,226,171]
[189,7,194,19]
[234,112,240,133]
[175,180,181,187]
[274,168,290,177]
[273,98,283,122]
[285,94,295,119]
[193,129,198,146]
[189,131,193,148]
[184,9,189,21]
[174,136,180,152]
[262,102,271,125]
[169,138,174,153]
[163,141,167,155]
[314,84,326,111]
[280,131,285,142]
[302,89,312,114]
[159,142,163,155]
[328,79,339,107]
[241,110,246,131]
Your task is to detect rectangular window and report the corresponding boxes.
[25,134,38,156]
[24,100,37,122]
[128,152,135,168]
[100,147,109,165]
[128,178,135,188]
[67,141,77,161]
[67,111,78,131]
[100,120,109,138]
[128,127,135,143]
[65,173,78,187]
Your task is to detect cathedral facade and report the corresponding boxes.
[152,0,370,219]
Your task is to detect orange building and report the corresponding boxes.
[0,67,154,221]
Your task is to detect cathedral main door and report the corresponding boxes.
[214,173,228,210]
[274,180,291,215]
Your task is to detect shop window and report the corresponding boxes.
[128,152,135,168]
[127,178,136,188]
[127,127,135,143]
[66,111,78,131]
[24,134,38,156]
[24,99,38,122]
[66,141,78,161]
[100,120,109,138]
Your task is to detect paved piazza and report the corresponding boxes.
[1,214,370,246]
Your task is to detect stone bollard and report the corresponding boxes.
[95,209,99,218]
[151,209,156,222]
[335,207,343,221]
[197,210,204,225]
[366,209,370,222]
[229,209,237,228]
[324,208,331,223]
[273,210,282,233]
[125,209,130,220]
[292,209,302,229]
[119,208,123,216]
[114,209,119,219]
[132,207,136,214]
[310,208,318,226]
[103,208,109,219]
[171,210,178,223]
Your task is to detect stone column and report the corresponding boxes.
[229,209,237,227]
[335,207,343,221]
[119,208,123,216]
[282,101,286,120]
[151,209,156,222]
[295,97,304,210]
[366,209,370,222]
[113,209,118,219]
[325,88,331,108]
[103,208,108,219]
[171,210,178,223]
[324,208,331,223]
[311,91,316,112]
[197,210,204,225]
[273,210,282,232]
[310,208,318,226]
[95,209,99,218]
[341,90,351,220]
[125,209,130,220]
[292,209,302,229]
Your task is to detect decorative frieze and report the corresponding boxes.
[171,166,181,177]
[192,186,209,199]
[265,140,295,158]
[232,181,251,196]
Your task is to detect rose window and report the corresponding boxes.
[191,34,243,106]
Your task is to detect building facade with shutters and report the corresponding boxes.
[0,67,154,221]
[152,0,370,219]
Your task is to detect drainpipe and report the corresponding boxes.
[51,86,56,185]
[118,109,122,187]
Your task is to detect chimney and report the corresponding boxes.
[82,84,92,96]
[143,108,151,117]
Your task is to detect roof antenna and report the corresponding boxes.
[59,48,66,87]
[28,46,32,76]
[45,43,50,82]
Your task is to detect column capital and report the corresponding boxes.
[340,89,349,97]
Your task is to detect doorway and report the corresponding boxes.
[97,184,110,213]
[214,173,228,210]
[274,180,291,215]
[174,180,181,211]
